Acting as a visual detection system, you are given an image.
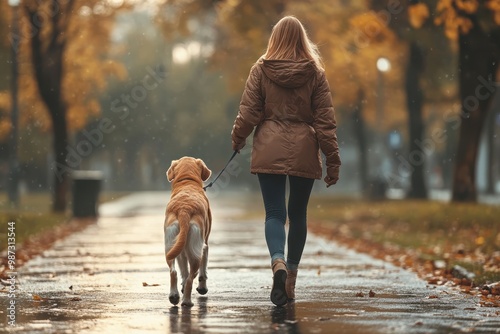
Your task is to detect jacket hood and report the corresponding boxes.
[260,59,316,89]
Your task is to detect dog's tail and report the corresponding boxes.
[166,210,191,262]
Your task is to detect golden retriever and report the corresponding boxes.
[165,157,212,307]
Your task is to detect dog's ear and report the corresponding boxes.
[166,160,178,182]
[197,159,212,182]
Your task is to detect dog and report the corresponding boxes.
[164,157,212,307]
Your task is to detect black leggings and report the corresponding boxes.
[257,173,315,269]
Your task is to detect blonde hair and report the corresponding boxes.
[263,16,323,69]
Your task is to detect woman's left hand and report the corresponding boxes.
[232,140,246,153]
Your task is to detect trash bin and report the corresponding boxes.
[72,170,103,218]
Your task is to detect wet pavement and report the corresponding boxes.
[1,191,500,333]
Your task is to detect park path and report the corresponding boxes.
[1,191,499,333]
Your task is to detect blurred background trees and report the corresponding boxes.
[0,0,499,211]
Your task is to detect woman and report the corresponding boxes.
[231,16,341,306]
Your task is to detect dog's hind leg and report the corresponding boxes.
[181,256,200,307]
[181,223,203,307]
[197,243,208,295]
[165,222,180,305]
[167,258,180,305]
[177,252,188,294]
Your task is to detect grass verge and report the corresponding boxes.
[306,196,500,307]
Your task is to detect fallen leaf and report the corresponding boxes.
[369,290,376,297]
[428,295,439,299]
[142,282,160,287]
[480,295,500,307]
[355,292,364,297]
[461,286,472,293]
[32,294,47,302]
[427,277,440,285]
[475,236,485,246]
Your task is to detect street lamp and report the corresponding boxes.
[375,57,391,180]
[8,0,20,207]
[376,57,391,134]
[376,57,391,73]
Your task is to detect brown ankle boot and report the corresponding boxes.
[286,269,297,301]
[271,259,288,306]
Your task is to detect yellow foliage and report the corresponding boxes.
[434,0,474,40]
[0,92,11,110]
[0,121,10,141]
[0,92,11,142]
[487,0,500,24]
[349,12,396,44]
[455,0,479,13]
[4,0,128,136]
[408,3,430,28]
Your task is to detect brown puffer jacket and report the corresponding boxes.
[231,59,341,181]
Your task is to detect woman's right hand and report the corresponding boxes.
[324,166,339,188]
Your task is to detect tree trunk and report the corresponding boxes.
[405,41,427,199]
[486,92,500,194]
[452,23,500,202]
[25,1,73,212]
[50,103,69,211]
[352,89,368,194]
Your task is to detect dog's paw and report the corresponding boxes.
[169,293,180,305]
[196,287,208,295]
[181,300,194,307]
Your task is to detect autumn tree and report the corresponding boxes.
[0,2,13,143]
[355,0,457,199]
[7,0,127,211]
[409,0,500,202]
[0,7,10,91]
[367,1,430,199]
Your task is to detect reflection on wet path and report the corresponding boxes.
[1,192,498,333]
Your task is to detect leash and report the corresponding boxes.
[203,151,238,191]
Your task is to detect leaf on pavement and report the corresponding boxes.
[480,295,500,307]
[369,290,376,297]
[32,294,47,302]
[142,282,160,287]
[355,291,364,297]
